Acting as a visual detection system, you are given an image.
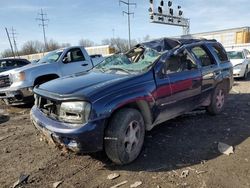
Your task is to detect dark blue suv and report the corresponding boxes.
[31,38,233,164]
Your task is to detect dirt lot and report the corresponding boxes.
[0,78,250,188]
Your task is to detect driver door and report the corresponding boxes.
[61,48,92,76]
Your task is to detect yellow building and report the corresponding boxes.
[182,26,250,46]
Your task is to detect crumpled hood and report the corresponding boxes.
[38,71,130,97]
[230,59,244,66]
[0,62,51,75]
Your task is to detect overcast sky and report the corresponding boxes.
[0,0,250,53]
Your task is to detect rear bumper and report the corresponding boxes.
[30,106,106,153]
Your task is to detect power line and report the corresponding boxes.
[36,8,49,51]
[119,0,136,49]
[5,27,15,58]
[10,27,19,57]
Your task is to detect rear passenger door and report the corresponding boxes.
[60,48,92,76]
[189,45,219,100]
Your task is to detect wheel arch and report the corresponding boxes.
[106,100,154,131]
[33,74,59,86]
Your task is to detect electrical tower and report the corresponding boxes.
[10,27,19,57]
[36,8,49,51]
[119,0,136,49]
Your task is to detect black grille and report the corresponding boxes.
[0,75,11,88]
[37,95,60,120]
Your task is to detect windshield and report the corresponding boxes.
[94,47,161,74]
[227,51,244,59]
[38,50,63,63]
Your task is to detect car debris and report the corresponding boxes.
[130,181,142,188]
[12,174,29,188]
[107,173,120,180]
[110,180,128,188]
[53,181,63,188]
[218,142,234,155]
[180,170,189,178]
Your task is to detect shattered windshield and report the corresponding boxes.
[94,47,161,74]
[38,50,63,63]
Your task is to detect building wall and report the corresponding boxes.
[182,27,250,46]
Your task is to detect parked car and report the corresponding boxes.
[226,49,250,79]
[0,58,30,73]
[0,46,104,105]
[31,38,233,165]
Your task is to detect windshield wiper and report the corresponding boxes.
[108,67,132,74]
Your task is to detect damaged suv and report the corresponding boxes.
[31,38,233,164]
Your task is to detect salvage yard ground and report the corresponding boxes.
[0,78,250,188]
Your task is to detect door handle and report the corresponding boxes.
[81,63,88,66]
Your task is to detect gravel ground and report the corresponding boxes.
[0,77,250,188]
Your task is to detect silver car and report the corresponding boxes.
[227,49,250,79]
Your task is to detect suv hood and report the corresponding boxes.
[37,71,131,98]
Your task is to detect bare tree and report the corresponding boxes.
[46,39,60,51]
[1,49,13,58]
[79,39,94,47]
[102,38,137,53]
[20,40,44,55]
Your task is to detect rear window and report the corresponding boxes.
[227,51,244,59]
[211,44,228,63]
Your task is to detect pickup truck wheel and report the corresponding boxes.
[104,108,145,165]
[207,84,226,115]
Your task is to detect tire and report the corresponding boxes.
[243,66,248,80]
[207,84,227,115]
[104,108,145,165]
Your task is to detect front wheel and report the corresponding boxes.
[104,108,145,165]
[207,84,227,115]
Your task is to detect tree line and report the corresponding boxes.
[1,35,151,58]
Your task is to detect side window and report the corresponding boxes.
[64,48,85,63]
[14,60,29,66]
[211,44,228,63]
[0,61,7,68]
[244,49,250,59]
[191,46,214,67]
[162,51,197,74]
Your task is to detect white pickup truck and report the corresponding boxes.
[0,46,104,105]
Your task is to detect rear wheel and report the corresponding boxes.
[104,108,145,165]
[207,84,226,115]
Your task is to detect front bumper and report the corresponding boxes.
[233,67,245,78]
[30,106,106,153]
[0,87,33,104]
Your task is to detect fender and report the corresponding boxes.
[93,87,156,131]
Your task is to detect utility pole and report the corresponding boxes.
[36,8,49,52]
[119,0,136,49]
[5,27,15,58]
[10,27,19,57]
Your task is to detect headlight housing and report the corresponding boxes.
[59,101,91,124]
[11,72,26,82]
